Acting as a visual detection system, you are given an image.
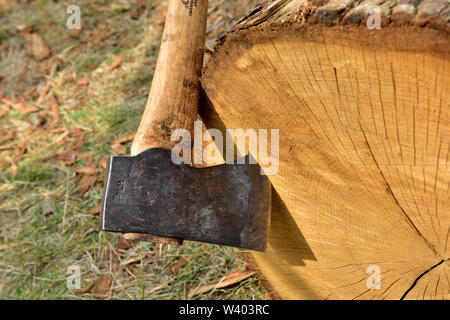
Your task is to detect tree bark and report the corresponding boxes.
[200,0,449,299]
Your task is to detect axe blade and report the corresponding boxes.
[101,148,271,251]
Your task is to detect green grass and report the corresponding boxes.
[0,0,264,300]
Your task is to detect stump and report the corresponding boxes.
[200,0,449,299]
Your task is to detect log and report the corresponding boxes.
[200,0,449,300]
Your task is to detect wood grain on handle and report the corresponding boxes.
[131,0,209,156]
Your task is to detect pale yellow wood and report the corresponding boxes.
[200,1,449,299]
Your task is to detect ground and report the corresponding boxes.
[0,0,264,299]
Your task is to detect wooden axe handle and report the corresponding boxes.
[131,0,209,156]
[126,0,208,244]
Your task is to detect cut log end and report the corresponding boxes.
[201,0,450,300]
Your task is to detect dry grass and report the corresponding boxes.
[0,0,264,300]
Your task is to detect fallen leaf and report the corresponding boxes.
[108,56,123,72]
[168,256,190,274]
[2,95,39,114]
[49,94,59,120]
[73,283,94,295]
[113,133,135,145]
[111,143,126,155]
[77,174,96,196]
[188,270,256,298]
[89,204,101,215]
[69,27,82,38]
[37,81,51,104]
[98,157,107,170]
[74,161,96,175]
[0,130,14,143]
[54,151,77,165]
[0,109,8,118]
[25,33,52,61]
[117,237,133,251]
[77,78,89,86]
[92,275,112,299]
[38,56,61,76]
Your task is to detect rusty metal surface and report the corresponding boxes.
[101,148,271,251]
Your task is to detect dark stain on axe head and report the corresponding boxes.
[101,148,271,251]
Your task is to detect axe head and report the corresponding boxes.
[101,148,271,251]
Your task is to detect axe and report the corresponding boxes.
[100,0,271,251]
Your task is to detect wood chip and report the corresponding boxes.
[92,275,112,299]
[188,270,256,298]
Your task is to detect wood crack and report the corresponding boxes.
[400,259,445,300]
[358,119,442,260]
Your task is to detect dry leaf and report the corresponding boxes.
[54,151,77,165]
[25,33,52,61]
[92,275,112,299]
[108,56,123,72]
[77,78,89,86]
[113,133,135,145]
[117,237,133,251]
[188,270,256,298]
[49,94,59,120]
[69,27,82,38]
[37,81,51,104]
[0,130,14,143]
[73,283,94,295]
[0,109,8,118]
[77,174,96,196]
[74,162,96,175]
[169,256,190,274]
[89,204,101,215]
[98,157,107,170]
[111,143,126,155]
[2,95,39,114]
